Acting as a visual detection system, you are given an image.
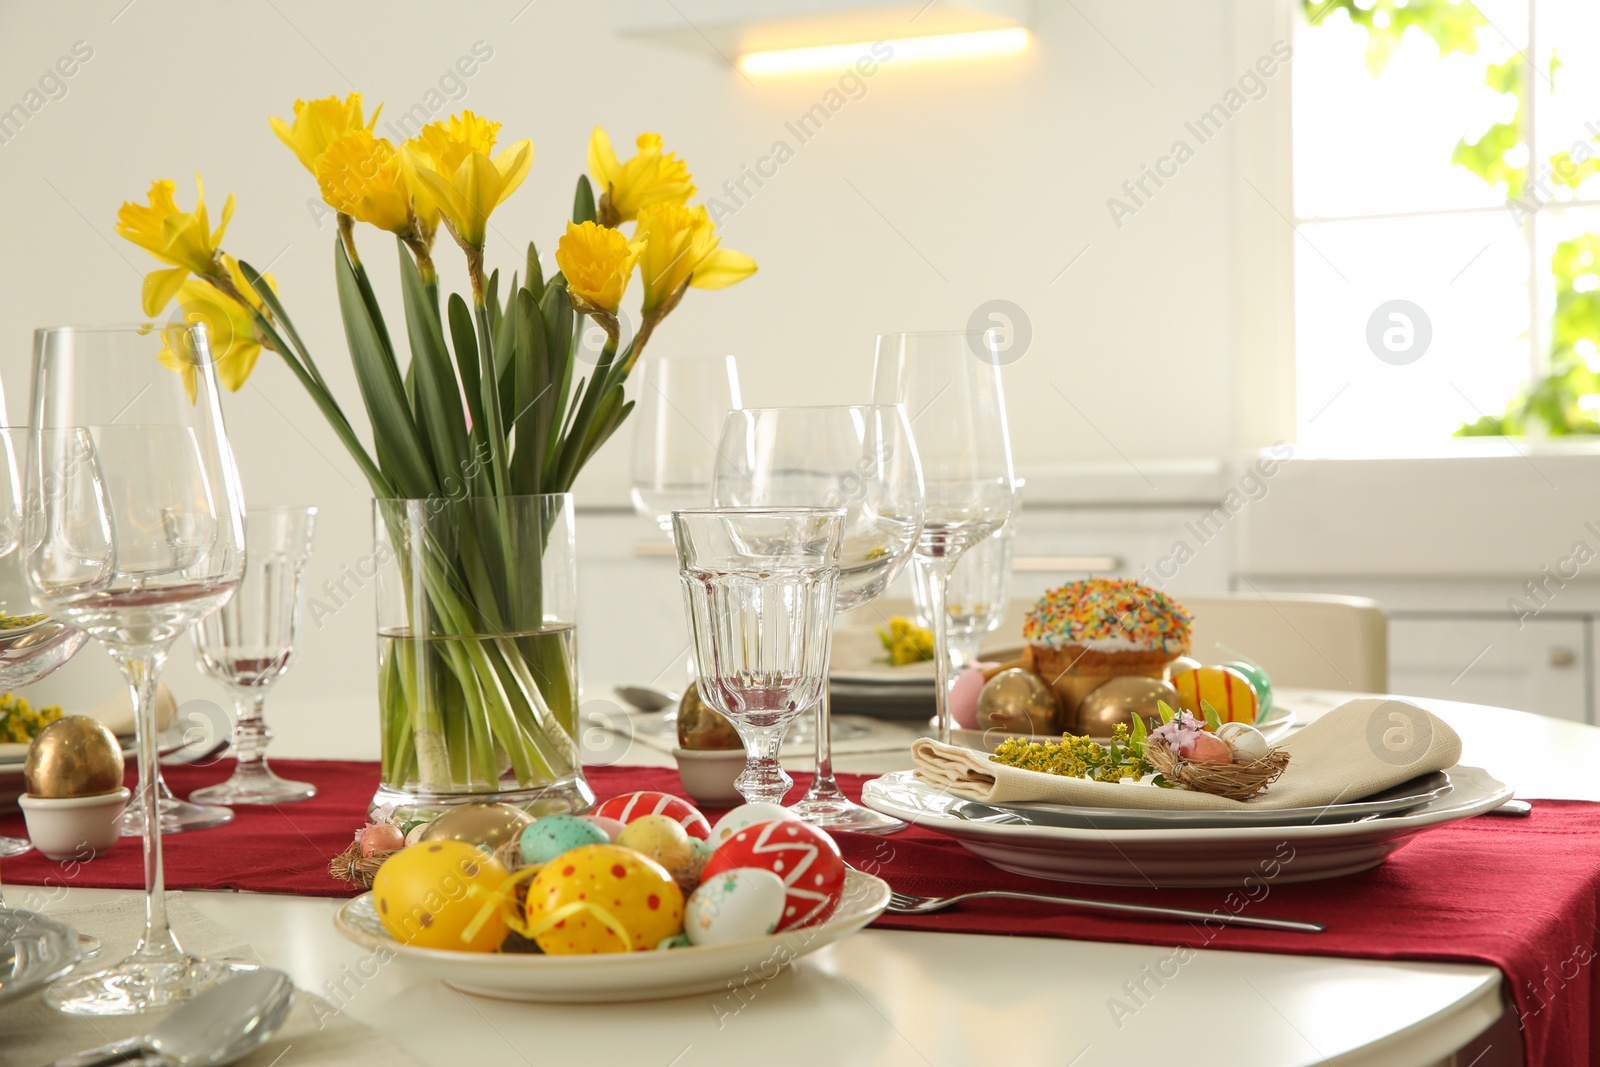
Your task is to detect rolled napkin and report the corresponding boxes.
[912,697,1462,810]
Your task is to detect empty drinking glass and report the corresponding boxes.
[191,506,317,805]
[630,355,742,533]
[672,507,843,805]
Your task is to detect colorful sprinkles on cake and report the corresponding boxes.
[1023,578,1191,653]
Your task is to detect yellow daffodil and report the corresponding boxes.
[554,221,643,316]
[116,176,234,317]
[633,203,757,315]
[409,134,532,252]
[316,130,412,234]
[401,111,500,230]
[588,128,695,225]
[157,255,276,401]
[269,93,379,174]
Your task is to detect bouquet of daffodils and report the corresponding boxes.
[115,96,755,799]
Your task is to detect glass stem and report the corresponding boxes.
[923,559,956,744]
[232,694,270,770]
[735,722,793,805]
[806,685,844,802]
[113,644,181,963]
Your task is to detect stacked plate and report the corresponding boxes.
[861,765,1513,887]
[826,626,1011,720]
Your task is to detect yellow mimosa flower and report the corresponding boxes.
[588,128,696,225]
[401,111,500,232]
[634,203,758,315]
[157,256,276,402]
[554,221,643,316]
[316,130,412,234]
[409,135,532,251]
[116,176,234,317]
[269,93,379,174]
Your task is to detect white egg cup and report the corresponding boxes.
[672,748,746,807]
[20,787,131,861]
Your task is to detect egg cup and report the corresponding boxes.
[19,787,130,861]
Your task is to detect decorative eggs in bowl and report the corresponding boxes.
[334,792,891,1002]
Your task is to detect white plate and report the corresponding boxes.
[860,765,1512,887]
[332,868,891,1003]
[0,908,83,1007]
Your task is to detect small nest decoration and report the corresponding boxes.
[328,840,397,889]
[1146,741,1290,802]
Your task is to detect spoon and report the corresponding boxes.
[42,967,294,1067]
[614,684,680,712]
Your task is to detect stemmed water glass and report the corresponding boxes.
[0,427,90,859]
[871,332,1015,743]
[713,405,923,832]
[630,355,742,534]
[911,479,1023,670]
[26,323,248,1016]
[672,507,843,805]
[191,506,317,805]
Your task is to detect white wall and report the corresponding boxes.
[0,0,1289,745]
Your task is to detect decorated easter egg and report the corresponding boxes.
[685,868,787,946]
[708,802,796,847]
[1169,666,1259,725]
[1216,721,1270,762]
[616,814,695,875]
[524,844,685,954]
[419,802,534,852]
[949,664,992,731]
[358,822,405,857]
[1166,655,1202,680]
[703,820,845,930]
[577,815,627,841]
[1220,660,1273,716]
[593,791,711,840]
[372,841,508,952]
[519,815,610,866]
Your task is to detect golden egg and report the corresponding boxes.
[418,802,534,852]
[976,668,1060,736]
[24,715,124,798]
[1076,676,1184,738]
[676,683,740,751]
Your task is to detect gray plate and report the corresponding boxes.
[951,771,1454,830]
[0,907,82,1008]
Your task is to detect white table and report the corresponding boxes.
[35,690,1580,1067]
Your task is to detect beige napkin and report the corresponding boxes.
[0,895,423,1067]
[912,697,1462,810]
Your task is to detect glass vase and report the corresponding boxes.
[369,494,592,822]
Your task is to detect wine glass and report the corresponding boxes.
[911,478,1023,670]
[26,323,248,1016]
[672,507,843,805]
[0,427,91,859]
[191,506,317,805]
[630,355,742,534]
[871,332,1015,743]
[714,406,923,832]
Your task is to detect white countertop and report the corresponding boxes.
[33,688,1576,1067]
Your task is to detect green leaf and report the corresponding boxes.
[1200,699,1223,732]
[397,241,469,495]
[1157,699,1176,724]
[540,282,575,458]
[526,241,545,298]
[448,294,486,466]
[485,269,502,343]
[333,239,435,497]
[573,175,596,225]
[1130,712,1148,746]
[510,287,550,496]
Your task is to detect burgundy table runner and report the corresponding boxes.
[5,759,1594,1063]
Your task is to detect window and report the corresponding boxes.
[1292,0,1600,449]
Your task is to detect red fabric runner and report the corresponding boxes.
[4,759,1594,1064]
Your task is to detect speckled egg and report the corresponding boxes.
[577,815,627,841]
[708,802,796,847]
[372,840,508,953]
[519,815,610,866]
[685,868,787,946]
[616,813,694,875]
[525,844,685,954]
[703,820,845,931]
[358,822,405,857]
[592,791,711,840]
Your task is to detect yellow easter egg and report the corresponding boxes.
[616,813,694,874]
[1170,665,1259,725]
[372,840,508,953]
[525,844,685,954]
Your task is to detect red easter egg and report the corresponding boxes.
[592,791,711,841]
[702,820,845,930]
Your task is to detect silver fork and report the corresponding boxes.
[875,882,1324,933]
